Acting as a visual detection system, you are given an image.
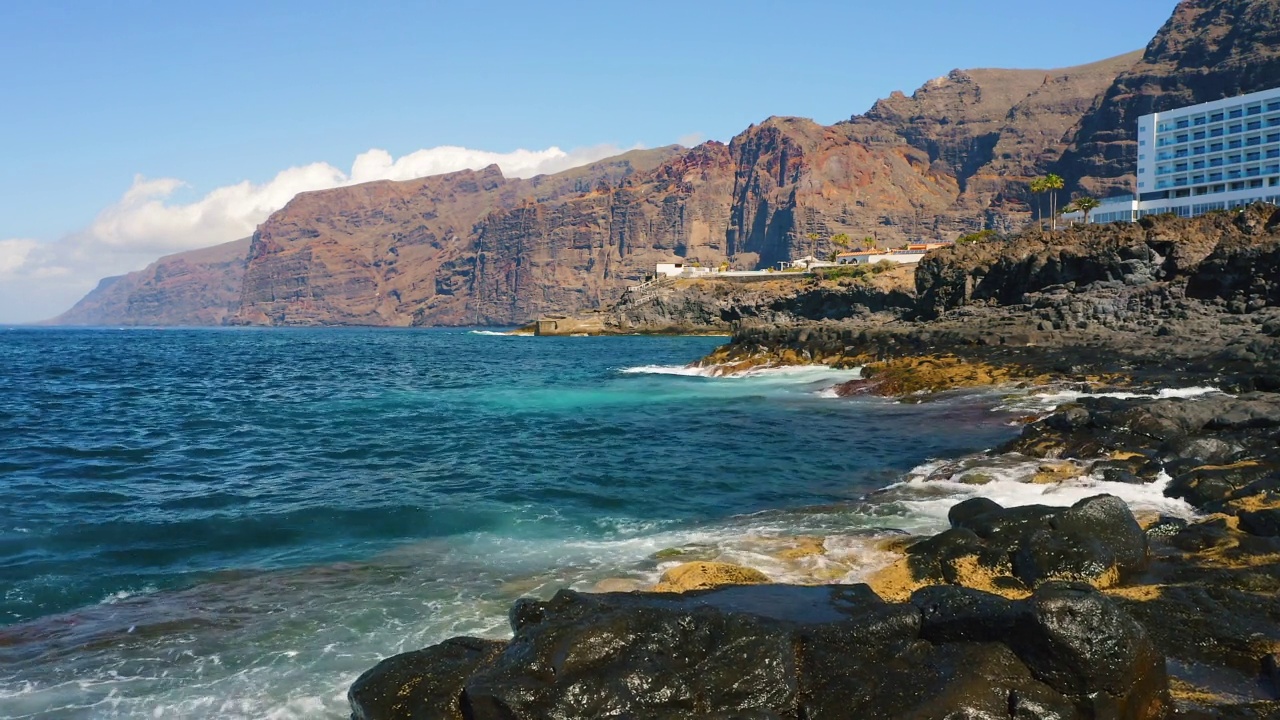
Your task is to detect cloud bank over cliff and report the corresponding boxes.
[0,143,633,323]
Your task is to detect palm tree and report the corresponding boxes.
[1070,196,1100,225]
[1043,174,1065,230]
[862,236,876,250]
[1029,177,1048,228]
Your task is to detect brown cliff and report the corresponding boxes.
[227,51,1130,327]
[68,0,1280,328]
[51,237,251,326]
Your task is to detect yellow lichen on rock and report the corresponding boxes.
[773,536,827,560]
[1031,461,1084,485]
[651,561,770,593]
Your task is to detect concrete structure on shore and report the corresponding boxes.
[1073,85,1280,224]
[835,243,951,266]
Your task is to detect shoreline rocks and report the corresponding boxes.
[350,582,1170,720]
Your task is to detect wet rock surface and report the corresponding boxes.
[866,494,1148,600]
[350,583,1170,720]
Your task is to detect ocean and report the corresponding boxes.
[0,328,1195,718]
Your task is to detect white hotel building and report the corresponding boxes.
[1080,86,1280,224]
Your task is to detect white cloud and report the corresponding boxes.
[0,239,39,275]
[0,143,634,324]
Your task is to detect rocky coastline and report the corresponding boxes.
[348,208,1280,719]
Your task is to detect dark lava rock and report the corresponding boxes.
[348,636,505,720]
[1237,508,1280,538]
[913,494,1148,591]
[351,583,1170,719]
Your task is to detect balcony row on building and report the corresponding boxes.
[1069,85,1280,225]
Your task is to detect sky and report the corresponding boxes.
[0,0,1177,323]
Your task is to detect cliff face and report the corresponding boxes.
[225,51,1130,327]
[51,238,251,326]
[233,149,684,326]
[1056,0,1280,196]
[68,0,1280,328]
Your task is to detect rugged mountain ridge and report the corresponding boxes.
[225,50,1135,327]
[54,0,1280,327]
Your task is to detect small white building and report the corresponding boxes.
[835,250,927,266]
[654,262,713,278]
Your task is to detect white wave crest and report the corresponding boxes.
[621,364,863,382]
[467,330,514,336]
[1001,385,1224,413]
[619,364,715,377]
[877,456,1196,524]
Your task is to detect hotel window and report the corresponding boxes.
[1250,179,1264,188]
[1247,105,1262,116]
[1193,160,1205,169]
[1213,184,1226,192]
[1193,131,1206,140]
[1176,119,1190,129]
[1211,143,1224,151]
[1139,167,1146,174]
[1229,124,1243,134]
[1229,140,1243,149]
[1247,137,1262,146]
[1175,149,1189,158]
[1211,128,1224,137]
[1175,163,1188,171]
[1230,109,1244,119]
[1248,152,1261,161]
[1209,173,1223,181]
[1211,113,1225,122]
[1192,175,1205,184]
[1269,118,1280,127]
[1231,181,1245,190]
[1267,165,1280,174]
[1268,149,1280,159]
[1270,134,1280,143]
[1139,139,1146,146]
[1210,158,1224,167]
[1194,146,1206,155]
[1268,102,1280,112]
[1194,117,1207,126]
[1228,155,1242,164]
[1247,167,1261,177]
[1176,134,1189,143]
[1248,121,1262,131]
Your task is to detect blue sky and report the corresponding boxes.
[0,0,1176,321]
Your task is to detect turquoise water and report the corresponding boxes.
[0,327,1025,718]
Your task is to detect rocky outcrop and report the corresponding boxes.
[1056,0,1280,197]
[50,237,250,326]
[869,495,1149,600]
[350,582,1170,720]
[704,206,1280,394]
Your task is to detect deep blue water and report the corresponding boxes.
[0,327,1024,718]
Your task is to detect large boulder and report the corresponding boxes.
[348,637,505,720]
[873,494,1149,598]
[350,583,1171,719]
